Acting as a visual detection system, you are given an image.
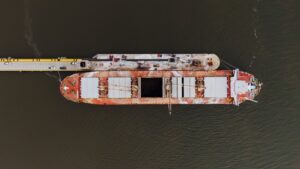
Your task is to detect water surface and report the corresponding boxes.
[0,0,299,168]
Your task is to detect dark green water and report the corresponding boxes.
[0,0,299,168]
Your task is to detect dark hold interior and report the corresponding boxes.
[141,78,163,97]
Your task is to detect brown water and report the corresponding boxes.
[0,0,299,168]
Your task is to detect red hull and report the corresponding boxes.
[60,70,261,105]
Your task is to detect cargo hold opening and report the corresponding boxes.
[141,78,163,97]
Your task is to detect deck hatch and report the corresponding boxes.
[183,77,196,97]
[141,78,163,97]
[80,78,99,99]
[108,77,131,98]
[171,77,182,98]
[171,77,195,98]
[204,77,227,98]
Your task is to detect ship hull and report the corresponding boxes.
[60,70,261,105]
